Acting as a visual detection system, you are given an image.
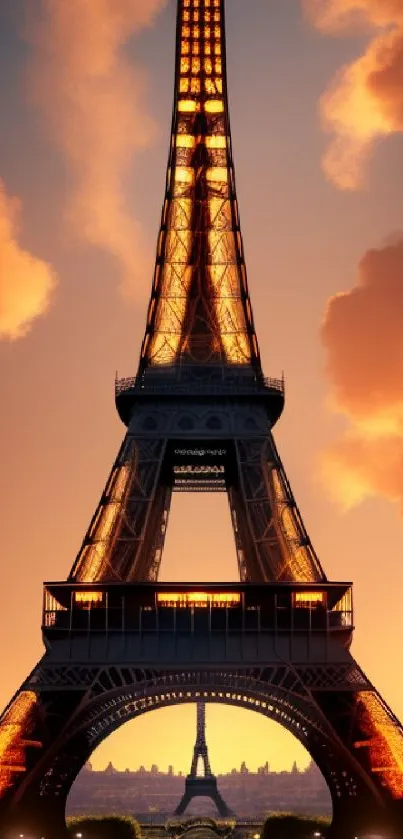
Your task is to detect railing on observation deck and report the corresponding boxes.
[115,372,285,399]
[42,582,353,637]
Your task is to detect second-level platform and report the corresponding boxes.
[115,366,285,427]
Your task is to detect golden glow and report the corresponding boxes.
[175,167,195,185]
[293,592,325,606]
[157,591,241,608]
[207,167,228,183]
[205,99,224,113]
[73,462,131,582]
[178,100,197,113]
[271,470,319,582]
[176,135,196,149]
[206,136,227,149]
[147,0,255,368]
[355,692,403,798]
[0,692,41,798]
[74,591,104,605]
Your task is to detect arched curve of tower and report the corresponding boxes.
[20,675,370,823]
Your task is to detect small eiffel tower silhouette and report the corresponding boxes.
[175,703,233,817]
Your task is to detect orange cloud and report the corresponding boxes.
[0,180,56,341]
[303,0,403,188]
[321,239,403,509]
[27,0,166,297]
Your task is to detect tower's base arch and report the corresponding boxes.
[1,666,399,839]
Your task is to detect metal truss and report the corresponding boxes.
[190,703,213,776]
[138,0,261,372]
[9,663,372,814]
[174,701,233,816]
[69,434,171,582]
[229,434,325,582]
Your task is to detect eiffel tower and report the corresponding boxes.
[175,703,232,817]
[1,1,403,837]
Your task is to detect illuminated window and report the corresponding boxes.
[74,591,105,605]
[207,167,228,183]
[293,592,326,608]
[206,135,226,149]
[175,167,195,184]
[178,100,197,112]
[205,79,216,95]
[176,134,196,149]
[157,592,241,608]
[205,99,224,113]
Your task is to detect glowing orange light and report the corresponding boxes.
[205,99,224,113]
[0,692,41,797]
[206,167,228,183]
[74,591,104,604]
[178,100,197,113]
[73,463,131,582]
[205,136,227,149]
[355,692,403,798]
[272,471,320,582]
[146,0,256,369]
[293,592,325,605]
[175,167,195,185]
[157,592,241,608]
[176,135,196,149]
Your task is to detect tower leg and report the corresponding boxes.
[229,435,324,582]
[70,433,172,583]
[175,788,194,816]
[174,777,234,818]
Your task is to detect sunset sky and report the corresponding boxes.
[1,0,403,782]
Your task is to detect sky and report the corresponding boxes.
[1,0,403,781]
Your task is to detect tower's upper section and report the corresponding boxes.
[139,0,261,374]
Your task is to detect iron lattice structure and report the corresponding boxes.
[175,702,232,816]
[0,2,403,838]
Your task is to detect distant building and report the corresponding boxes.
[67,761,332,820]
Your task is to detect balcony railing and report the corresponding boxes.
[42,582,353,637]
[115,373,285,399]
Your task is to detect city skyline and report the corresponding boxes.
[1,0,403,781]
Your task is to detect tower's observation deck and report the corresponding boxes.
[115,369,285,427]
